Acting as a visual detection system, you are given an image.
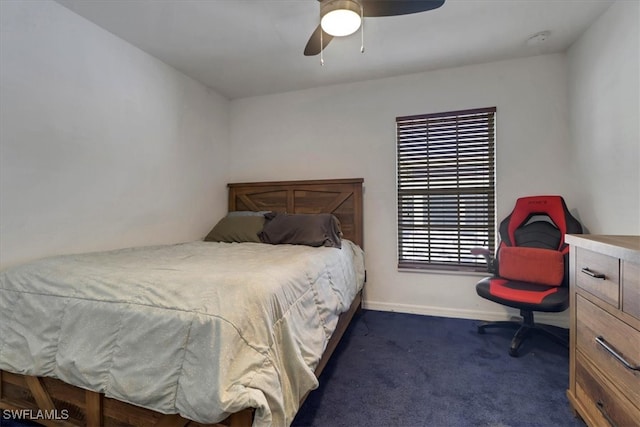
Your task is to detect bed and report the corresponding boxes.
[0,178,365,427]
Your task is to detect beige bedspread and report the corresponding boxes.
[0,240,365,426]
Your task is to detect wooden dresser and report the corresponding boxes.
[565,235,640,427]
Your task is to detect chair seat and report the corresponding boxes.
[476,277,569,313]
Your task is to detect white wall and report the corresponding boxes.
[568,0,640,235]
[0,0,230,269]
[229,54,575,325]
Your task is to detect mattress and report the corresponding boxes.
[0,240,365,426]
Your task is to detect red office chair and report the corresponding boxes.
[473,195,583,357]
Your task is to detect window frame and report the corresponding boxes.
[396,106,497,273]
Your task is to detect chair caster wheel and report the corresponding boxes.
[509,348,519,357]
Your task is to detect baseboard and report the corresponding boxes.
[362,300,569,328]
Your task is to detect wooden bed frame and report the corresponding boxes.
[0,178,365,427]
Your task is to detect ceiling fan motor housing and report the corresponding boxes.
[320,0,362,16]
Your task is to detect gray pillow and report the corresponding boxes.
[258,213,342,248]
[204,214,266,243]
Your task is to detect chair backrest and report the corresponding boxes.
[496,196,583,286]
[499,195,583,252]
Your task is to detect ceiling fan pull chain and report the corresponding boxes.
[320,9,325,65]
[360,2,364,53]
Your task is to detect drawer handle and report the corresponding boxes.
[596,336,640,371]
[581,267,606,279]
[596,401,618,427]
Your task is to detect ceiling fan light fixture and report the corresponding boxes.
[320,0,362,37]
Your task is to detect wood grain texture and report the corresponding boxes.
[575,247,620,308]
[623,260,640,319]
[84,391,102,427]
[228,178,364,248]
[567,235,640,427]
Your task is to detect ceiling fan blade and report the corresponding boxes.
[304,24,334,56]
[362,0,445,17]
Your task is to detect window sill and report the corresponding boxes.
[397,268,490,278]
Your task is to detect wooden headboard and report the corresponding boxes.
[228,178,364,248]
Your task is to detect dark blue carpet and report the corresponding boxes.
[293,310,585,427]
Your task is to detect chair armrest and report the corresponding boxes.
[470,247,491,257]
[470,247,496,274]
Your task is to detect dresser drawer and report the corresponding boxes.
[575,351,640,427]
[576,247,620,307]
[623,261,640,320]
[576,295,640,407]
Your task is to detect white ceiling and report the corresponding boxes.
[55,0,614,100]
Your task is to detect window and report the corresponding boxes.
[396,107,496,272]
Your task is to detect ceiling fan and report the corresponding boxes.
[304,0,446,56]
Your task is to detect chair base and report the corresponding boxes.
[477,310,568,357]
